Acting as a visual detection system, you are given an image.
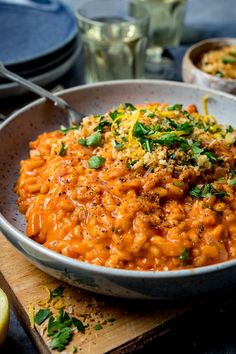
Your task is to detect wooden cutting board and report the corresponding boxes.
[0,232,218,354]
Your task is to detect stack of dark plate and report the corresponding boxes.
[0,0,80,98]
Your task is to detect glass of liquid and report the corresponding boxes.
[138,0,188,79]
[76,0,150,83]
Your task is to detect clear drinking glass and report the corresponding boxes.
[76,0,149,83]
[138,0,187,78]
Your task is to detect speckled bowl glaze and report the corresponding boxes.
[182,38,236,95]
[1,80,236,300]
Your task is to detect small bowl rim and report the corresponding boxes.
[183,37,236,83]
[1,79,236,280]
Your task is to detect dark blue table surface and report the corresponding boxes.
[1,0,236,353]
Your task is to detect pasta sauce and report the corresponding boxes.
[15,102,236,271]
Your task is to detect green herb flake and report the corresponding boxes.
[127,160,138,169]
[147,112,156,118]
[35,309,51,325]
[47,310,72,337]
[60,126,80,135]
[113,140,124,150]
[215,70,224,78]
[78,138,87,146]
[133,122,152,137]
[179,248,190,265]
[125,103,136,111]
[229,179,236,186]
[109,110,123,121]
[58,143,67,156]
[72,346,78,353]
[107,318,116,323]
[51,286,65,299]
[189,184,227,198]
[167,104,183,111]
[88,156,105,169]
[153,133,189,148]
[173,181,185,187]
[72,317,86,332]
[191,142,204,154]
[86,132,102,147]
[226,125,234,133]
[140,138,152,152]
[49,327,72,352]
[222,57,236,64]
[94,120,112,132]
[94,324,103,330]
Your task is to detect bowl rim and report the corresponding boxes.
[183,37,236,83]
[1,78,236,279]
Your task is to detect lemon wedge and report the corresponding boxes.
[0,288,9,346]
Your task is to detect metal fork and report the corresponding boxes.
[0,62,84,126]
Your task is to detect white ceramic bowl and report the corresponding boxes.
[1,80,236,299]
[182,38,236,95]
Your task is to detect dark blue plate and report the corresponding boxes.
[0,0,78,66]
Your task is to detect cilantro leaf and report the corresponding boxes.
[189,184,227,198]
[215,70,224,78]
[88,156,105,169]
[94,120,111,132]
[49,327,72,352]
[179,248,191,265]
[35,309,51,325]
[58,143,67,156]
[153,133,189,148]
[94,324,103,330]
[133,122,152,137]
[60,126,80,135]
[127,160,138,169]
[167,104,183,111]
[113,140,124,150]
[72,317,86,332]
[125,103,136,111]
[222,57,236,64]
[226,125,234,133]
[47,310,72,336]
[229,179,236,186]
[51,286,64,299]
[140,138,152,152]
[109,110,123,121]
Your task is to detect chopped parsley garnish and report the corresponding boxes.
[140,138,152,152]
[125,102,136,111]
[72,317,86,332]
[226,125,234,133]
[167,104,183,111]
[189,184,227,198]
[49,327,72,352]
[94,324,103,330]
[107,318,116,323]
[109,110,123,121]
[72,346,78,353]
[215,70,224,78]
[179,248,190,265]
[94,120,111,132]
[113,140,124,150]
[48,310,72,336]
[51,286,65,299]
[58,143,67,156]
[78,132,101,147]
[60,126,80,134]
[35,309,51,325]
[88,156,105,169]
[133,122,153,137]
[229,179,236,186]
[147,112,156,118]
[222,57,236,64]
[153,133,189,149]
[127,160,138,169]
[191,142,219,163]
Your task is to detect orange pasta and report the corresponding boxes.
[15,102,236,270]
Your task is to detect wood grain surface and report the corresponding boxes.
[0,233,208,354]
